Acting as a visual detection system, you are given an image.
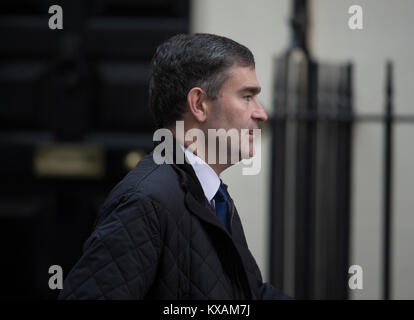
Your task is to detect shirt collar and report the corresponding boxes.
[180,144,221,203]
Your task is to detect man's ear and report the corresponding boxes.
[187,87,209,123]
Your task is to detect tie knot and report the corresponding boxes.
[213,183,228,203]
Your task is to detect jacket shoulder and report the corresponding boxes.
[97,153,184,223]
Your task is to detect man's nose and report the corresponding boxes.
[252,100,268,122]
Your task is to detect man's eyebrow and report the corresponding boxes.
[239,86,261,95]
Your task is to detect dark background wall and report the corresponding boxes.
[0,0,189,299]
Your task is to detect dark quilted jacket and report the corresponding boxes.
[58,144,288,300]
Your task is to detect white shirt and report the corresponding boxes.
[180,144,221,208]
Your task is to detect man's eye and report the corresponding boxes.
[243,96,252,102]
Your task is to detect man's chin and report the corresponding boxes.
[225,142,254,164]
[240,152,254,160]
[239,143,254,160]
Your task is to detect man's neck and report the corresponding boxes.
[178,139,231,176]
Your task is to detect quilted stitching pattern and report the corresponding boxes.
[59,155,287,300]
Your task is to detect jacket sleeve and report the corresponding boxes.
[247,247,292,299]
[258,282,293,300]
[58,194,162,300]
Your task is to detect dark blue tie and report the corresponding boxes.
[213,182,230,231]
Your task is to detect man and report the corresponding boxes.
[59,33,288,299]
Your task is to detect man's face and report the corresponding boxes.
[205,64,268,162]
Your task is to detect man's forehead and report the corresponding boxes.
[224,65,260,90]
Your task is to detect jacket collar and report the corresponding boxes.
[152,137,231,233]
[180,145,221,203]
[152,136,253,299]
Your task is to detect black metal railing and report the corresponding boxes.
[268,0,414,300]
